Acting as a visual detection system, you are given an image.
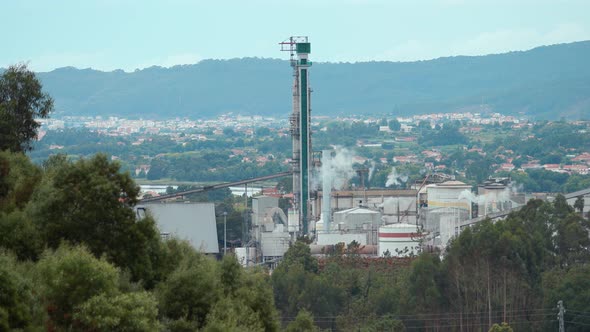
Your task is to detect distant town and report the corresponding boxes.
[36,111,590,179]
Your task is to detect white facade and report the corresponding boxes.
[424,181,472,246]
[427,181,472,212]
[378,223,422,257]
[260,227,290,257]
[332,207,381,231]
[235,247,256,267]
[251,196,291,259]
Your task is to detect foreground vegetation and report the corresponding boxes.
[0,151,282,331]
[2,63,590,332]
[2,149,589,331]
[272,196,590,331]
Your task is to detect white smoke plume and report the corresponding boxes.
[458,189,486,205]
[386,168,399,187]
[385,167,409,187]
[316,146,355,191]
[458,182,523,214]
[368,161,377,182]
[329,146,355,190]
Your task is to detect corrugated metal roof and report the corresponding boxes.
[139,203,219,254]
[565,187,590,199]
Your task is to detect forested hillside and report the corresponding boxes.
[28,41,590,120]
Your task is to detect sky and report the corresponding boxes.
[1,0,589,72]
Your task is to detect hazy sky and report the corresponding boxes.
[2,0,589,72]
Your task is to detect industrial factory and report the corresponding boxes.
[231,37,525,266]
[140,37,564,267]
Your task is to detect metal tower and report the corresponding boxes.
[280,36,312,235]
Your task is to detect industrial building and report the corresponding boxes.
[477,177,525,216]
[135,38,575,263]
[250,196,291,264]
[137,202,219,254]
[420,180,472,246]
[312,189,418,225]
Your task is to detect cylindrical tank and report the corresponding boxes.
[378,223,422,257]
[427,181,472,212]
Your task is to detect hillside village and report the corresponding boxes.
[36,112,590,181]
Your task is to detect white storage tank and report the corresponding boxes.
[427,180,472,212]
[333,207,381,231]
[378,223,422,257]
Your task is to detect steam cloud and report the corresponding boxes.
[317,146,355,191]
[457,183,522,214]
[368,161,377,182]
[385,167,408,187]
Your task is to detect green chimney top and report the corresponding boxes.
[296,43,311,54]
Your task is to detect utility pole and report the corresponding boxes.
[223,211,228,255]
[558,300,565,332]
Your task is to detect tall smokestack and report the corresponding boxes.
[280,36,312,235]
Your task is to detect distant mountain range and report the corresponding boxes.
[28,41,590,120]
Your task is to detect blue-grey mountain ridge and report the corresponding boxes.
[17,41,590,120]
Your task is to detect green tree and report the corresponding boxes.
[406,253,445,316]
[35,244,120,329]
[147,157,169,180]
[388,119,401,131]
[255,126,271,137]
[220,254,243,296]
[0,64,53,152]
[0,210,43,261]
[272,241,321,319]
[554,213,590,266]
[488,322,513,332]
[276,175,293,194]
[574,196,584,214]
[543,266,590,332]
[157,238,204,282]
[29,154,165,286]
[235,270,280,332]
[157,256,220,328]
[0,251,36,330]
[223,127,237,137]
[285,309,319,332]
[0,151,42,212]
[281,240,319,273]
[73,292,160,332]
[203,297,265,332]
